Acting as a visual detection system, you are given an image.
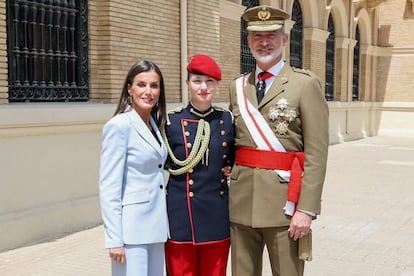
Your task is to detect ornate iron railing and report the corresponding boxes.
[6,0,89,102]
[240,0,259,74]
[352,25,360,101]
[325,14,335,101]
[290,0,303,69]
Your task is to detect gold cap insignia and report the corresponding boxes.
[258,8,271,21]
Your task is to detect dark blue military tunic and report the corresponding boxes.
[164,103,235,243]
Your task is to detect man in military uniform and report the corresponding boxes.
[228,5,329,276]
[163,54,235,275]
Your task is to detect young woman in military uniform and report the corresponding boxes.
[163,54,235,276]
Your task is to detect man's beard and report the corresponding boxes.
[251,47,282,65]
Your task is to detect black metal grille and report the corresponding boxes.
[240,0,259,74]
[325,14,335,101]
[6,0,89,102]
[352,25,360,101]
[290,0,303,69]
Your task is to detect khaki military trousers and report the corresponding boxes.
[230,223,304,276]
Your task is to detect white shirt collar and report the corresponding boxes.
[255,59,285,81]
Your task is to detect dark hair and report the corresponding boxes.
[113,60,167,129]
[187,70,202,81]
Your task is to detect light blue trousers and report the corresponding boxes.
[111,243,165,276]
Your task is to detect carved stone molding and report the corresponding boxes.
[353,0,386,8]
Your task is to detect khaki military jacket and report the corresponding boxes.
[228,64,329,228]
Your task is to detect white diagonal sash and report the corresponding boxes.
[236,74,285,152]
[235,75,295,215]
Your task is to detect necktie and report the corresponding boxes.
[256,71,273,103]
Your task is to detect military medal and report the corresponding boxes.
[257,79,265,90]
[285,108,297,122]
[268,98,297,136]
[275,121,289,135]
[276,98,288,109]
[268,106,283,121]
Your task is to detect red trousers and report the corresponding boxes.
[165,239,230,276]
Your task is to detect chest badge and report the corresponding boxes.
[268,98,297,136]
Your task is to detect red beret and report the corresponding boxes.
[187,54,222,81]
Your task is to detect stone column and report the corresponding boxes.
[335,37,353,102]
[303,28,330,87]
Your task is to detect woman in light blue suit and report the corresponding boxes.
[99,60,169,276]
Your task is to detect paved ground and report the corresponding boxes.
[1,135,414,275]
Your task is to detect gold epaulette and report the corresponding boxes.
[292,67,313,76]
[212,105,234,122]
[166,106,183,126]
[167,106,183,114]
[212,105,227,112]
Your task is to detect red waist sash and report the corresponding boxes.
[235,146,304,203]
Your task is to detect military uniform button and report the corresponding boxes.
[222,141,228,147]
[220,120,224,125]
[183,121,188,126]
[221,179,225,183]
[188,168,193,173]
[221,130,226,136]
[158,164,162,168]
[189,192,194,197]
[221,168,225,172]
[167,121,171,126]
[187,142,192,148]
[160,185,163,189]
[189,179,194,185]
[185,131,190,137]
[222,154,227,159]
[220,191,225,196]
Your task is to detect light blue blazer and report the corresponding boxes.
[99,109,169,248]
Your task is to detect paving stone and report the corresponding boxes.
[0,136,413,276]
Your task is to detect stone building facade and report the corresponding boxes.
[0,0,413,250]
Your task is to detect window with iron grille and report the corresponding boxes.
[290,0,303,69]
[352,25,360,101]
[325,14,335,101]
[6,0,89,102]
[240,0,259,74]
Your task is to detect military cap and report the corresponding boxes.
[187,54,222,81]
[242,5,290,31]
